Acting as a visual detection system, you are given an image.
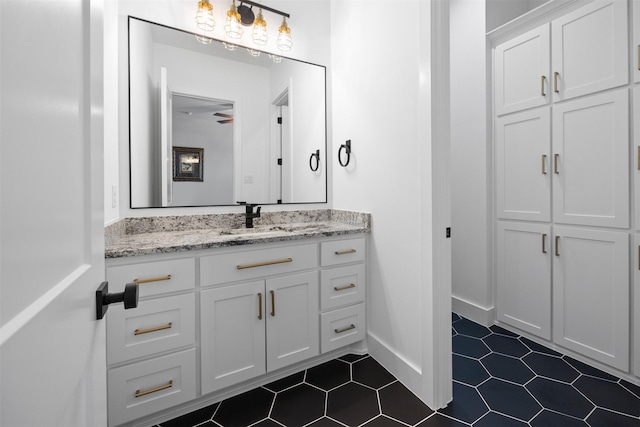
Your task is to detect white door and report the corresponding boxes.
[551,0,628,101]
[200,281,266,394]
[496,222,552,340]
[553,226,629,371]
[634,0,640,83]
[635,87,640,230]
[0,1,107,426]
[634,235,640,377]
[495,107,551,222]
[266,272,319,371]
[552,90,629,228]
[494,24,550,116]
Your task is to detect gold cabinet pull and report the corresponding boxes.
[555,236,560,257]
[270,290,275,317]
[335,324,356,334]
[542,155,547,175]
[542,234,547,254]
[541,75,546,96]
[334,283,356,291]
[237,258,293,270]
[133,275,171,284]
[258,293,263,320]
[554,71,560,93]
[335,249,356,255]
[134,323,172,335]
[554,154,559,174]
[135,380,173,398]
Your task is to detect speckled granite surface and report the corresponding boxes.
[105,210,370,258]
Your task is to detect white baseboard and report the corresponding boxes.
[452,296,495,327]
[366,332,430,407]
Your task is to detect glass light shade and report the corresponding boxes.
[224,1,243,39]
[195,0,215,32]
[247,48,261,57]
[269,54,283,63]
[195,34,213,44]
[223,42,238,51]
[276,18,292,52]
[252,9,268,46]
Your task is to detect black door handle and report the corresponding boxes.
[96,282,139,320]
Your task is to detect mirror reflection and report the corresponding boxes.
[129,17,327,208]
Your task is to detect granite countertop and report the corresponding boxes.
[105,209,371,259]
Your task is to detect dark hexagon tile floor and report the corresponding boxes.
[157,314,640,427]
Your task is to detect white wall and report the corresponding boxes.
[450,0,493,324]
[107,0,332,220]
[105,0,120,224]
[486,0,548,32]
[331,0,449,408]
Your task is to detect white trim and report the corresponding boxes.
[367,332,423,394]
[452,296,495,327]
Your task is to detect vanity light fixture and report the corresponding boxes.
[224,0,243,39]
[276,17,292,51]
[252,8,268,46]
[269,53,282,63]
[223,42,238,51]
[195,0,215,44]
[247,48,261,57]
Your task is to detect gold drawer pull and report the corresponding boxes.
[554,71,560,93]
[335,249,356,255]
[135,380,173,398]
[555,236,560,257]
[134,323,172,336]
[541,75,546,96]
[334,283,356,291]
[237,258,293,270]
[335,324,356,334]
[133,275,171,284]
[270,290,276,317]
[542,155,547,175]
[258,293,263,320]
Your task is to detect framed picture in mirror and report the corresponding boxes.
[173,146,203,182]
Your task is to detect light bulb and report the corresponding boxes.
[276,17,292,52]
[269,54,283,63]
[195,0,215,32]
[247,48,261,57]
[252,9,268,46]
[195,34,213,44]
[224,0,243,39]
[223,42,238,51]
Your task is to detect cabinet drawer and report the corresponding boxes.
[201,244,318,286]
[106,258,195,298]
[321,238,365,266]
[107,348,196,427]
[321,264,365,310]
[107,293,196,365]
[320,303,366,353]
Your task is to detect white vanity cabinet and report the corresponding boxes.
[105,257,197,427]
[319,238,367,352]
[105,234,367,426]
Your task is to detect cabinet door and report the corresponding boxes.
[634,0,640,83]
[496,107,551,221]
[496,221,551,339]
[200,281,266,394]
[552,90,629,228]
[635,87,640,230]
[266,272,319,371]
[551,0,628,101]
[495,24,550,116]
[553,227,629,371]
[635,235,640,377]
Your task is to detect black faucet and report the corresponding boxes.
[244,204,261,228]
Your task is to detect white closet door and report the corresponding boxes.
[495,24,550,116]
[634,235,640,377]
[635,87,640,230]
[496,107,551,221]
[551,0,628,101]
[553,227,629,371]
[552,90,629,228]
[497,222,552,339]
[634,0,640,83]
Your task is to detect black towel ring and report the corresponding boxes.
[338,140,351,167]
[309,149,320,172]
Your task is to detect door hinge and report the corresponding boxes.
[277,158,282,166]
[277,117,282,124]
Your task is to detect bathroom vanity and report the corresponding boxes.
[104,210,369,427]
